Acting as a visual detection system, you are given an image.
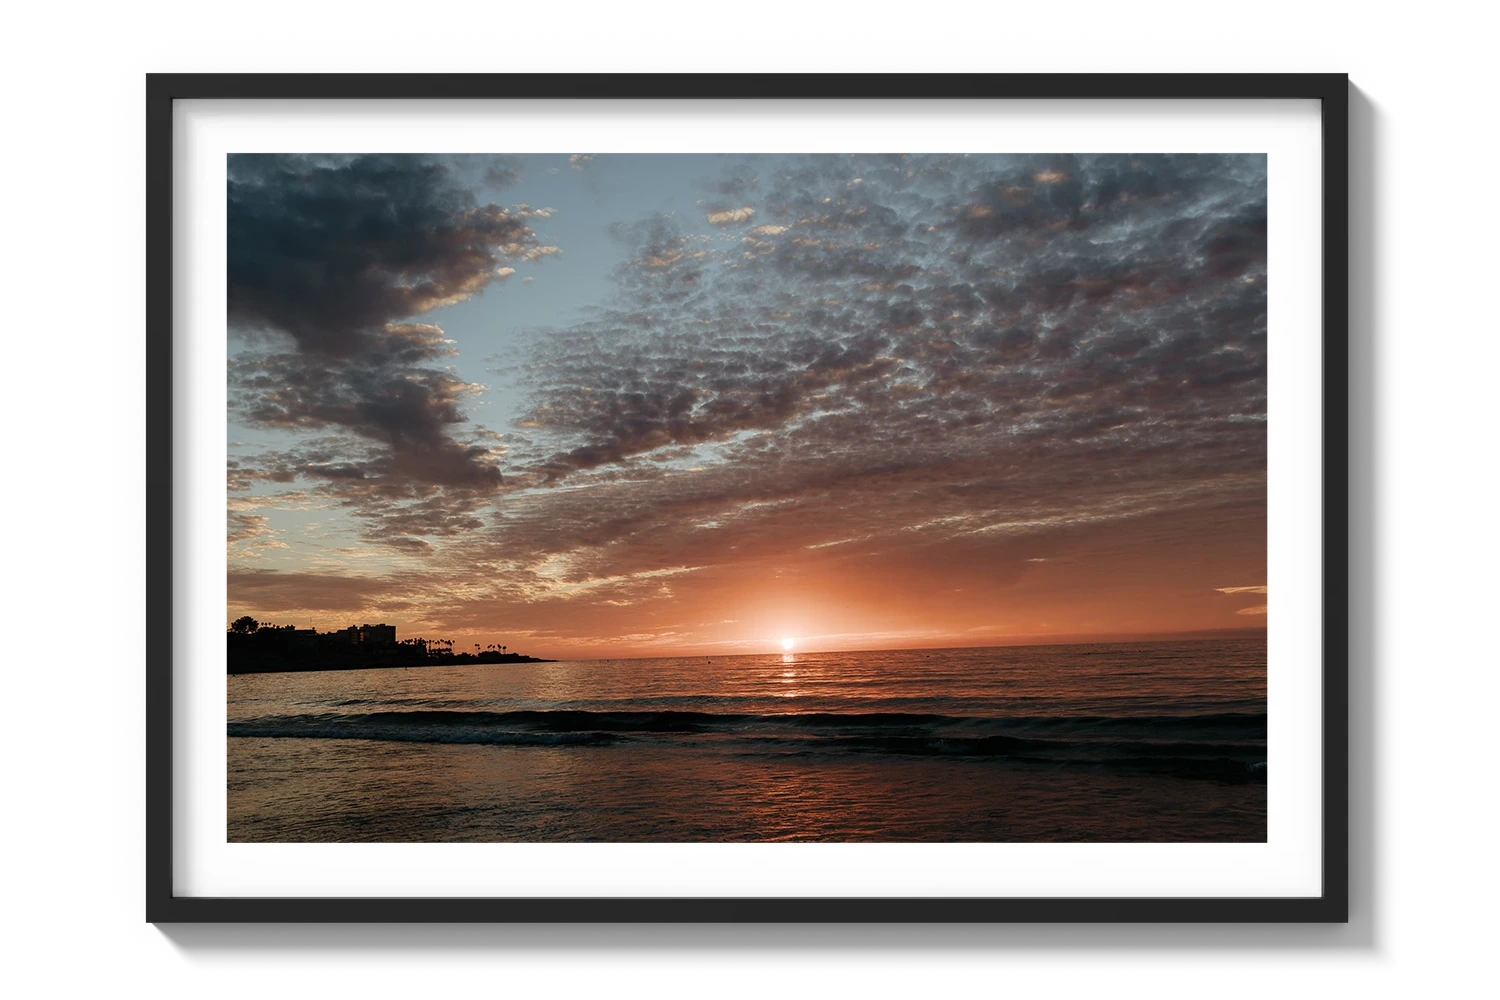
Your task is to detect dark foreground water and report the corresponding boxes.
[228,636,1266,842]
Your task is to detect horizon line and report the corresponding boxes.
[224,619,1267,662]
[523,626,1269,664]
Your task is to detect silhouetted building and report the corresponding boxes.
[332,623,397,646]
[361,624,396,645]
[228,619,548,674]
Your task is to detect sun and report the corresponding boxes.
[781,637,795,651]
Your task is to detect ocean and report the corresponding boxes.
[227,636,1266,842]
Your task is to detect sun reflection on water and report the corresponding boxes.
[778,657,798,696]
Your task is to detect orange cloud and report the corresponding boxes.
[706,207,756,225]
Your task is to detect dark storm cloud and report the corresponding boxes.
[226,155,549,547]
[228,154,533,355]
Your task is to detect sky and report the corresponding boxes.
[226,152,1268,659]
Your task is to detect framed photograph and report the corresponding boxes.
[147,73,1348,922]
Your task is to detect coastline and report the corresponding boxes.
[228,653,554,675]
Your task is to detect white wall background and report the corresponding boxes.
[1,1,1492,995]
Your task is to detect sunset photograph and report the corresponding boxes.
[225,151,1268,842]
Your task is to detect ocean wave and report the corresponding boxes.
[229,717,620,747]
[228,708,1265,781]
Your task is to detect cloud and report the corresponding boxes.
[481,155,524,189]
[1217,585,1268,594]
[229,346,504,490]
[569,154,594,170]
[226,425,508,553]
[226,155,546,507]
[607,214,706,280]
[1236,605,1268,616]
[707,163,760,201]
[227,511,270,544]
[228,568,412,616]
[706,206,756,225]
[516,154,1266,496]
[228,155,534,357]
[226,511,287,558]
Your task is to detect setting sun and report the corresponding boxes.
[781,637,795,651]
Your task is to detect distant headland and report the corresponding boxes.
[226,617,552,674]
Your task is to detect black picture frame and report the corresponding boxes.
[102,23,1392,971]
